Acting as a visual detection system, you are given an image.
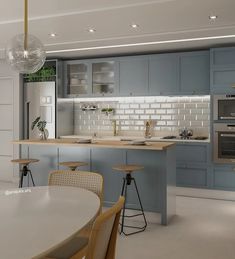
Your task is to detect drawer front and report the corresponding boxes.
[214,166,235,190]
[176,166,207,188]
[176,144,208,164]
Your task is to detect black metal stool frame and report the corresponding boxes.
[119,173,147,236]
[19,165,35,188]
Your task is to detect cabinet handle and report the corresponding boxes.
[231,85,235,88]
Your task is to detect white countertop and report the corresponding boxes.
[60,135,210,143]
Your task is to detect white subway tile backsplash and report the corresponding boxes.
[161,103,171,108]
[161,115,171,120]
[158,121,166,126]
[191,121,203,127]
[151,103,161,108]
[185,103,196,109]
[196,115,209,120]
[196,103,209,108]
[202,109,210,115]
[151,115,161,120]
[74,96,210,137]
[120,104,129,109]
[167,109,178,115]
[172,103,184,108]
[140,115,150,120]
[191,109,202,114]
[156,110,166,114]
[119,115,129,120]
[135,110,144,114]
[125,109,134,114]
[140,104,150,109]
[135,121,144,126]
[130,115,139,120]
[167,121,178,126]
[146,109,155,114]
[130,104,139,109]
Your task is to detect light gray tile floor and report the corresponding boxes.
[116,196,235,259]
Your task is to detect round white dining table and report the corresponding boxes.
[0,186,100,259]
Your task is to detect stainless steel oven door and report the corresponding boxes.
[213,95,235,120]
[214,123,235,163]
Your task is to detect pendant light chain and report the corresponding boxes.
[24,0,28,51]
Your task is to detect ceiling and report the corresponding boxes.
[0,0,235,59]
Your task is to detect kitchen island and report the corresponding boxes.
[14,139,176,225]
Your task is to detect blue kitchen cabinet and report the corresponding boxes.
[211,47,235,67]
[64,60,92,97]
[176,165,208,188]
[91,148,126,206]
[149,53,179,95]
[179,51,210,94]
[149,51,209,95]
[176,142,211,188]
[91,58,120,97]
[213,165,235,191]
[119,56,149,96]
[64,58,119,97]
[210,47,235,93]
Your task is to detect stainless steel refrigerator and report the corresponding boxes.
[24,82,56,139]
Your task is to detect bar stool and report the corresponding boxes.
[112,164,147,236]
[11,159,39,188]
[59,161,88,171]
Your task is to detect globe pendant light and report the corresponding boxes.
[5,0,46,74]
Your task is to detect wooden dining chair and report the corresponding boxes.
[37,196,124,259]
[48,170,104,210]
[48,170,104,239]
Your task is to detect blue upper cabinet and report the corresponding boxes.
[179,51,210,95]
[210,47,235,93]
[119,56,149,96]
[64,58,119,97]
[149,54,179,95]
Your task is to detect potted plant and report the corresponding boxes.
[31,116,49,140]
[101,108,114,116]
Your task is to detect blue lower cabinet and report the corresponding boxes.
[27,146,58,186]
[176,165,208,188]
[176,143,209,164]
[213,165,235,191]
[91,149,126,205]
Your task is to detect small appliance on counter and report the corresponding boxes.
[179,127,193,139]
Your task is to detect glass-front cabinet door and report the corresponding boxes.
[92,61,118,95]
[66,62,91,96]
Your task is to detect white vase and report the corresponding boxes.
[39,129,49,140]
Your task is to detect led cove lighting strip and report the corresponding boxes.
[46,34,235,54]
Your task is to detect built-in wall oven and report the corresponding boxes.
[214,123,235,163]
[213,95,235,121]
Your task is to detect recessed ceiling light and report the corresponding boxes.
[131,24,139,29]
[49,33,57,37]
[88,28,96,33]
[209,15,218,20]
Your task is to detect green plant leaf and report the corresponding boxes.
[31,116,41,130]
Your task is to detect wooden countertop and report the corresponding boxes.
[13,139,175,151]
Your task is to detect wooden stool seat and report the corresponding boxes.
[112,164,144,173]
[11,159,39,166]
[11,159,39,188]
[59,161,88,171]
